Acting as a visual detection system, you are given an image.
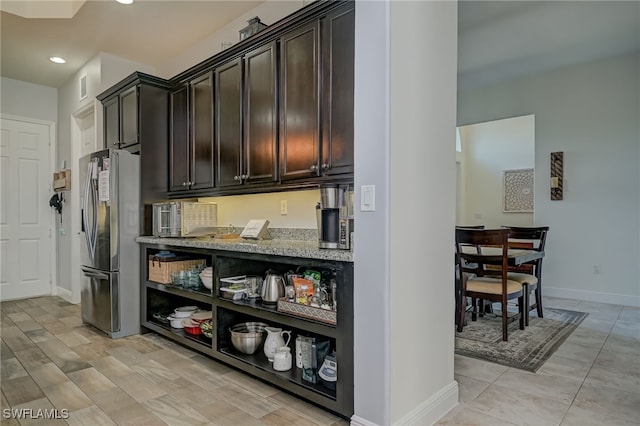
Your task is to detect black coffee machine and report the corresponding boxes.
[316,184,353,250]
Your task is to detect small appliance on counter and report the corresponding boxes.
[152,201,217,237]
[316,184,354,250]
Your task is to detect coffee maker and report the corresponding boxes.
[317,184,353,250]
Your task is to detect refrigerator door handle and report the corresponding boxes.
[90,175,98,257]
[81,267,110,280]
[82,161,95,259]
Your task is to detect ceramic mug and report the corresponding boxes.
[273,346,292,371]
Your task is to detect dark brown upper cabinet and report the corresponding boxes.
[102,86,138,151]
[279,21,321,181]
[215,59,243,188]
[215,42,278,188]
[191,72,215,190]
[97,72,170,234]
[321,6,354,177]
[169,72,215,192]
[169,85,189,192]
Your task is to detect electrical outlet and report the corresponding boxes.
[592,264,601,274]
[280,200,288,215]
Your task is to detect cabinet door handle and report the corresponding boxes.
[321,163,330,170]
[112,140,119,146]
[234,175,240,181]
[182,182,187,186]
[241,174,249,180]
[310,165,318,171]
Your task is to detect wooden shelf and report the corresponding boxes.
[215,298,338,338]
[218,345,336,400]
[143,320,213,351]
[146,281,213,304]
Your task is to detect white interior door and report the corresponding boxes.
[0,116,54,301]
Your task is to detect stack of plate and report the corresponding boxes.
[199,267,213,290]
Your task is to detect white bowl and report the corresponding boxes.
[199,272,213,290]
[174,306,198,318]
[167,314,184,328]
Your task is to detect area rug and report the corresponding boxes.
[455,307,588,372]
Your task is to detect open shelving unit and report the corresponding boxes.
[139,243,353,418]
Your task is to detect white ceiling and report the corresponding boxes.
[1,1,639,90]
[458,1,640,91]
[0,0,264,88]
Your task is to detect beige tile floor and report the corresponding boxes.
[0,297,348,426]
[1,296,638,425]
[438,296,640,426]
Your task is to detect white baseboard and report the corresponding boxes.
[545,287,640,308]
[350,381,459,426]
[56,287,78,304]
[393,381,459,426]
[351,415,382,426]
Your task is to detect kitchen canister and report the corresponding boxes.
[295,336,303,368]
[272,346,292,371]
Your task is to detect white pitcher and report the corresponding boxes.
[263,327,291,361]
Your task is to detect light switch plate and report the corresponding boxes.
[360,185,375,211]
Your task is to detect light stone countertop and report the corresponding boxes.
[136,236,353,263]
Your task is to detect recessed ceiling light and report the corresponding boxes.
[116,0,133,4]
[49,56,66,64]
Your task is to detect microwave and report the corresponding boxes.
[152,201,217,237]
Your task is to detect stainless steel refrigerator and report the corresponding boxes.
[80,148,140,338]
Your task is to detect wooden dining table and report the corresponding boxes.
[460,246,545,267]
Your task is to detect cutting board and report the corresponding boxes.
[214,233,241,239]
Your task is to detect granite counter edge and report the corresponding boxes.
[135,236,353,263]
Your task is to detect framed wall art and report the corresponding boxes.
[503,168,534,212]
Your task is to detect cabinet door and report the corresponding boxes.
[119,86,138,148]
[321,7,354,176]
[169,86,190,192]
[215,59,243,188]
[104,96,119,149]
[190,72,215,190]
[279,22,320,181]
[244,42,278,184]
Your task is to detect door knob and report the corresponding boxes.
[310,165,318,171]
[321,163,330,170]
[234,176,240,181]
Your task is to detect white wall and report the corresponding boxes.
[0,77,57,122]
[458,53,640,307]
[99,52,156,92]
[352,1,458,425]
[156,0,305,79]
[388,1,458,424]
[458,114,535,227]
[352,1,391,423]
[56,53,156,301]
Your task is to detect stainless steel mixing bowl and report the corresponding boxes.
[229,322,269,354]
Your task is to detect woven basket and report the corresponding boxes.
[148,255,206,284]
[277,298,337,326]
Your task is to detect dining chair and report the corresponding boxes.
[455,228,525,341]
[454,226,485,326]
[501,226,549,323]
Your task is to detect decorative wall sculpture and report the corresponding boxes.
[550,151,564,200]
[503,168,534,212]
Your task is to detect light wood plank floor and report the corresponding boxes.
[0,297,349,426]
